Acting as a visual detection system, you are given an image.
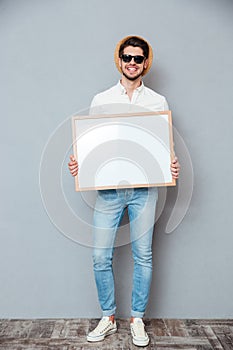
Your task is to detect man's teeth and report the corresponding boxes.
[128,67,137,71]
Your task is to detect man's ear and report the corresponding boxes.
[144,59,148,70]
[118,57,122,68]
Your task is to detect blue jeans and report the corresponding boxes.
[92,187,158,318]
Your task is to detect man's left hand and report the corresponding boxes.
[170,157,180,180]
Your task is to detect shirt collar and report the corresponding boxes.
[117,80,145,95]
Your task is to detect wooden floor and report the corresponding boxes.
[0,319,233,350]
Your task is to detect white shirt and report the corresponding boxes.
[90,81,169,114]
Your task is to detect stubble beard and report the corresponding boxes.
[122,70,143,81]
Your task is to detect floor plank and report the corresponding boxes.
[0,319,232,349]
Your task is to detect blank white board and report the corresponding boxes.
[72,111,176,191]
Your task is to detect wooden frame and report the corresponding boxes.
[72,111,176,191]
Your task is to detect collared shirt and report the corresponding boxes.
[90,81,169,114]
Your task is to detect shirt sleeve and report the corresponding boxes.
[89,95,103,115]
[90,95,98,109]
[164,97,169,110]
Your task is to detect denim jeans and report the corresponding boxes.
[92,187,158,318]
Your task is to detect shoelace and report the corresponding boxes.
[131,319,146,337]
[94,317,112,333]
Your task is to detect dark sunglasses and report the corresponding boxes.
[121,54,145,64]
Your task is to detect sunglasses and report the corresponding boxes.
[121,54,145,64]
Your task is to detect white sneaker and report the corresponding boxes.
[130,318,149,347]
[87,316,117,342]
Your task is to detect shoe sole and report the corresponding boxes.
[132,335,149,347]
[87,328,117,342]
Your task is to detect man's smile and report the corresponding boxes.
[126,66,138,72]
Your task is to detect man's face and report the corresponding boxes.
[119,46,148,81]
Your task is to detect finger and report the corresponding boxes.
[69,166,78,172]
[170,166,179,172]
[70,167,78,174]
[68,160,78,167]
[71,171,78,177]
[69,166,78,173]
[171,167,179,174]
[70,155,76,162]
[171,163,180,169]
[171,172,179,176]
[68,161,77,167]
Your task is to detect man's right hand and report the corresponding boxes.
[68,155,78,177]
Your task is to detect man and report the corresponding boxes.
[68,35,180,347]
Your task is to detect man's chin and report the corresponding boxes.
[123,72,142,81]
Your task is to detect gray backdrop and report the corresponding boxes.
[1,0,233,318]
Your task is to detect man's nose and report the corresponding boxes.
[129,57,136,63]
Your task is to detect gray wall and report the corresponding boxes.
[1,0,233,318]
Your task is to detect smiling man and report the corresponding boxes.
[120,47,147,81]
[68,35,180,347]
